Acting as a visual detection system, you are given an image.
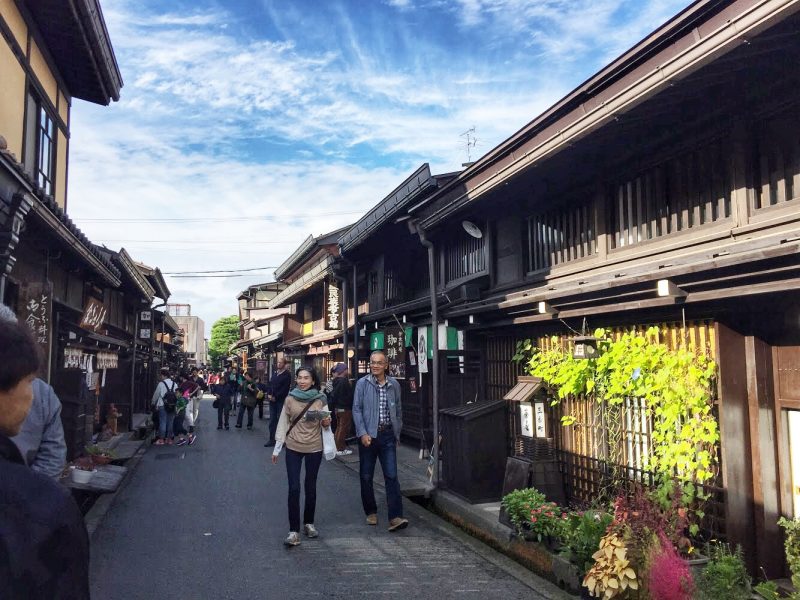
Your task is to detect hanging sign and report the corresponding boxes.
[324,280,341,330]
[140,310,152,322]
[79,297,107,332]
[385,327,406,378]
[417,328,428,374]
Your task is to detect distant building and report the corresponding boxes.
[167,304,206,366]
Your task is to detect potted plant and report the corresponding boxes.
[501,487,546,537]
[648,535,694,600]
[85,445,115,466]
[70,456,96,484]
[528,501,569,548]
[561,510,614,575]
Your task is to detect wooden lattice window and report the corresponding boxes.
[754,108,800,209]
[610,140,732,249]
[527,201,596,272]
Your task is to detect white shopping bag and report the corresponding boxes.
[322,426,336,461]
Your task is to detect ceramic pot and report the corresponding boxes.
[71,468,96,484]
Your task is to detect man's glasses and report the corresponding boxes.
[369,361,386,366]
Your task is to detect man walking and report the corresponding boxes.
[236,371,258,430]
[352,350,408,531]
[329,363,353,456]
[265,357,291,447]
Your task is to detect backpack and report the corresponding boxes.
[162,381,178,413]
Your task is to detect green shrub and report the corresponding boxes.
[560,510,613,574]
[501,487,546,531]
[780,517,800,591]
[695,543,750,600]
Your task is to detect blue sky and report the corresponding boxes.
[67,0,691,328]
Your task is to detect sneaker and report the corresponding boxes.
[342,449,353,455]
[264,441,275,447]
[284,532,300,546]
[176,438,188,446]
[217,426,222,430]
[388,517,409,532]
[235,425,242,429]
[247,426,252,430]
[166,438,173,445]
[366,514,378,526]
[155,439,165,446]
[188,434,197,445]
[303,524,319,538]
[225,425,230,430]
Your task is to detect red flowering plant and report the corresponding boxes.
[648,534,694,600]
[527,501,569,544]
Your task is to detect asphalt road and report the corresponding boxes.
[89,399,548,599]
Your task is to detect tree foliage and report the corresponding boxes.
[208,315,239,366]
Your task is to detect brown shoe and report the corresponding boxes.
[366,514,378,526]
[388,517,409,532]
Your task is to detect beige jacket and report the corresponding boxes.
[273,393,329,455]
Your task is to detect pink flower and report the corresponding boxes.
[562,513,568,518]
[531,518,537,523]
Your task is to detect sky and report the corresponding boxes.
[67,0,692,330]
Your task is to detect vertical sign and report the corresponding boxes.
[21,283,52,379]
[417,328,428,374]
[385,327,406,378]
[519,402,534,438]
[324,280,341,330]
[534,402,548,438]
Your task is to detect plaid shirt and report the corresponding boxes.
[377,380,391,425]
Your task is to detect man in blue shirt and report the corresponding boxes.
[352,350,408,532]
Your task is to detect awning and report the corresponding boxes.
[503,376,544,402]
[268,256,332,308]
[254,331,282,347]
[280,328,342,349]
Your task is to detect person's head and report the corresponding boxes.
[369,350,388,379]
[277,357,287,371]
[295,367,320,391]
[244,371,253,381]
[332,362,348,378]
[190,366,198,375]
[0,319,40,436]
[159,367,170,380]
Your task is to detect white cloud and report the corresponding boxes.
[67,0,691,326]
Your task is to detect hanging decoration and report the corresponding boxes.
[96,351,119,370]
[64,347,84,369]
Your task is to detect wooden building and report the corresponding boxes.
[268,227,351,376]
[407,0,800,576]
[235,281,288,377]
[336,163,464,448]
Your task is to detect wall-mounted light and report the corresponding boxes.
[657,279,687,298]
[573,336,600,360]
[468,315,475,325]
[538,301,557,315]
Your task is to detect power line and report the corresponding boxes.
[169,274,268,278]
[96,239,295,245]
[78,210,364,223]
[163,266,277,275]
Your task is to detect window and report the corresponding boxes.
[527,200,596,272]
[609,139,732,249]
[445,227,486,282]
[24,92,56,196]
[753,108,800,210]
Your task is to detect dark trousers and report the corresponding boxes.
[236,405,254,427]
[359,428,403,520]
[285,447,323,532]
[173,410,187,436]
[217,405,230,428]
[268,399,285,442]
[257,399,264,419]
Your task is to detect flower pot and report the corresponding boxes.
[684,553,710,580]
[71,468,96,484]
[90,454,113,466]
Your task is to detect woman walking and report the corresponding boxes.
[271,367,330,546]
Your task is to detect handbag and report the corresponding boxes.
[322,426,336,461]
[212,397,220,409]
[256,389,265,401]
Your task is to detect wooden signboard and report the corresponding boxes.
[385,326,406,378]
[324,280,341,330]
[20,282,52,379]
[79,297,107,333]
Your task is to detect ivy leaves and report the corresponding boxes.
[514,327,719,487]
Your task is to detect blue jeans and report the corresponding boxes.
[285,448,322,532]
[158,407,175,439]
[359,428,403,520]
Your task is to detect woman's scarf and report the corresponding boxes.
[288,387,325,403]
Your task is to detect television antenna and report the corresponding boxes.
[460,126,477,166]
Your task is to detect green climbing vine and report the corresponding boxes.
[513,327,719,490]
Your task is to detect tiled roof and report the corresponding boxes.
[0,145,121,283]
